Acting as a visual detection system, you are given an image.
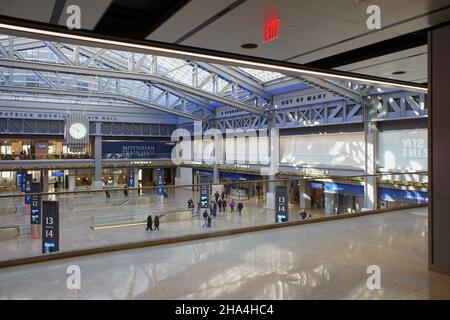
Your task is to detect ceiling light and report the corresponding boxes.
[0,22,427,93]
[241,43,258,49]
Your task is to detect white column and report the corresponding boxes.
[175,167,193,187]
[299,179,311,209]
[364,120,378,210]
[68,169,76,192]
[93,122,103,189]
[41,170,49,193]
[265,114,279,210]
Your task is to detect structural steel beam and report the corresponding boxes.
[300,76,365,104]
[0,86,206,121]
[0,58,266,116]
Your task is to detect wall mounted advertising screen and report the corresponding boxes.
[102,141,175,159]
[42,201,59,254]
[275,185,289,223]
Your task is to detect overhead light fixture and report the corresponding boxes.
[241,43,258,49]
[0,22,427,93]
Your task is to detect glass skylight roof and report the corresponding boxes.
[237,67,287,83]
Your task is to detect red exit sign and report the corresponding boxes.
[263,17,279,43]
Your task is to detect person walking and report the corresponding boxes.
[230,199,235,213]
[217,199,223,212]
[207,215,212,228]
[124,184,129,197]
[105,190,111,198]
[154,215,160,231]
[202,210,209,228]
[187,198,193,210]
[221,191,225,200]
[237,201,244,216]
[213,201,218,216]
[146,215,153,231]
[53,181,59,193]
[214,191,220,203]
[222,199,227,212]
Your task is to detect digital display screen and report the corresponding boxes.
[17,174,22,187]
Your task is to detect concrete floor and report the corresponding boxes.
[0,206,449,300]
[0,188,324,262]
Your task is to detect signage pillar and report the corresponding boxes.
[24,173,32,214]
[156,168,165,203]
[30,182,42,238]
[275,185,289,223]
[199,175,209,212]
[42,201,59,254]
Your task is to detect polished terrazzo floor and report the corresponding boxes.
[0,206,449,300]
[0,188,325,262]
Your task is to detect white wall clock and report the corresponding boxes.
[69,122,87,140]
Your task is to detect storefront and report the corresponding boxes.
[220,172,262,199]
[378,187,428,209]
[310,181,364,215]
[0,138,93,160]
[311,182,325,209]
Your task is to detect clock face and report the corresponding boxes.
[69,123,87,140]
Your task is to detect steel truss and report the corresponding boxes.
[206,91,426,132]
[0,36,270,118]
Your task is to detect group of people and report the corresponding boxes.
[146,215,160,231]
[299,208,312,220]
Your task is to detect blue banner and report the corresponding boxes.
[324,182,364,196]
[102,141,175,159]
[378,187,428,203]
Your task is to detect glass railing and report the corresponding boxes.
[0,172,428,263]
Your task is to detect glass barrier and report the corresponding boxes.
[0,172,428,263]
